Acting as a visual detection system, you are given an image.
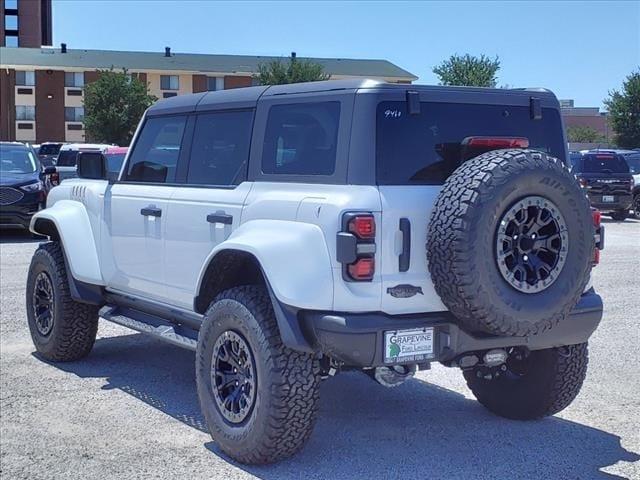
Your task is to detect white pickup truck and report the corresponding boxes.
[26,80,604,464]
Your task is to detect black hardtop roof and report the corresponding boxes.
[146,79,560,117]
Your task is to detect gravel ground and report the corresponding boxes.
[1,219,639,480]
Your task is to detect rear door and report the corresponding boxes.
[102,114,187,301]
[376,97,566,314]
[163,110,255,309]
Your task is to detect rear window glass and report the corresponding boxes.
[582,154,629,173]
[38,144,62,156]
[261,102,340,176]
[56,149,78,167]
[376,102,565,185]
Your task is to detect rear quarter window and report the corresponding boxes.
[376,101,565,185]
[261,102,340,176]
[56,149,78,167]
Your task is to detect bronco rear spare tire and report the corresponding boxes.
[427,149,594,336]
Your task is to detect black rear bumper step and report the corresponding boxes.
[100,305,198,351]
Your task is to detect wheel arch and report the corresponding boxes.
[30,200,104,287]
[195,247,316,353]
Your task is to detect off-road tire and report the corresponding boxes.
[196,285,320,464]
[464,343,588,419]
[26,242,99,361]
[610,210,628,221]
[633,194,640,220]
[427,149,594,336]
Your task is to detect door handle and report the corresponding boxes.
[207,212,233,225]
[140,206,162,218]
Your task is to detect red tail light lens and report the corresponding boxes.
[592,209,602,266]
[348,215,375,239]
[463,137,530,149]
[348,257,375,281]
[578,177,588,188]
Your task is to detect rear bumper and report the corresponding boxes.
[301,290,603,367]
[588,193,632,211]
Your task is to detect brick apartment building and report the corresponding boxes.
[560,99,612,144]
[0,2,416,144]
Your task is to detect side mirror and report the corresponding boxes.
[43,165,56,175]
[77,152,107,180]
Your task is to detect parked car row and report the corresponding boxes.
[0,141,128,232]
[569,149,640,221]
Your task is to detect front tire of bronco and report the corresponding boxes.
[463,343,588,420]
[26,242,99,361]
[196,286,320,464]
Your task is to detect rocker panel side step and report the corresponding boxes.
[100,305,198,351]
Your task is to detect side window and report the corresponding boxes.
[124,115,187,183]
[187,111,254,186]
[261,102,340,176]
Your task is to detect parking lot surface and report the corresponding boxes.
[1,219,639,480]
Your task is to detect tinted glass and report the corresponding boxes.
[105,153,126,173]
[376,102,565,185]
[56,149,78,167]
[38,144,62,156]
[125,115,186,183]
[582,154,629,173]
[187,111,253,186]
[262,102,340,176]
[0,145,38,173]
[623,153,640,174]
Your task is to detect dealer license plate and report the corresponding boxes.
[384,328,434,364]
[602,195,615,203]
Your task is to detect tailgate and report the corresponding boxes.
[378,186,447,315]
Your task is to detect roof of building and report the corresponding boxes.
[0,46,418,81]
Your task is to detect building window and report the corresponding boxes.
[5,0,18,9]
[4,36,18,47]
[5,14,18,30]
[64,72,85,88]
[64,107,84,122]
[162,92,177,98]
[160,75,179,90]
[17,123,34,130]
[67,124,83,131]
[16,71,35,86]
[67,89,83,96]
[16,106,36,121]
[207,77,218,91]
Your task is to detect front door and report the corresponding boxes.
[163,110,255,309]
[102,114,188,302]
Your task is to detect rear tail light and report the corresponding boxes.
[50,172,60,186]
[578,177,588,188]
[348,257,375,281]
[463,137,530,149]
[592,208,603,266]
[339,213,376,281]
[348,215,376,239]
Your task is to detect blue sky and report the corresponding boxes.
[52,0,639,108]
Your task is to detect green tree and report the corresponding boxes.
[604,70,640,148]
[566,125,605,143]
[255,52,330,85]
[83,69,156,145]
[433,54,501,88]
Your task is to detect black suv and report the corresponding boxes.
[0,142,54,230]
[571,150,634,220]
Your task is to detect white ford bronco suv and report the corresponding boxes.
[26,79,604,464]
